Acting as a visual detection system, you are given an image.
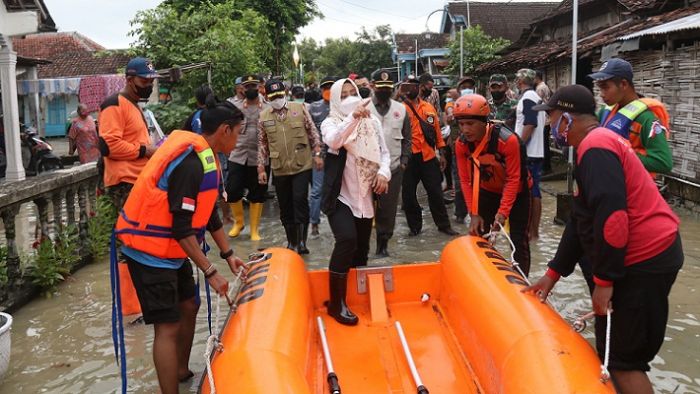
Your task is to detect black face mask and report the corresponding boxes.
[358,87,371,99]
[135,84,153,99]
[375,90,392,102]
[405,90,419,100]
[422,88,432,98]
[491,90,505,101]
[245,88,258,100]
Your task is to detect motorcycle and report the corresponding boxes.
[20,126,63,176]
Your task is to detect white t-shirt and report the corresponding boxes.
[515,89,546,159]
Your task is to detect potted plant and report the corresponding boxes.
[0,312,11,381]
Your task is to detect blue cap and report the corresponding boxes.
[235,76,243,85]
[125,57,159,79]
[588,58,633,82]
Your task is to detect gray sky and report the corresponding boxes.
[47,0,556,49]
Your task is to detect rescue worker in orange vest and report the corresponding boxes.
[115,98,247,394]
[589,58,673,175]
[454,94,532,275]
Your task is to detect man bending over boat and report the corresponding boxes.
[453,94,532,275]
[115,97,248,393]
[523,85,683,394]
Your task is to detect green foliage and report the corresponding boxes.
[303,25,393,78]
[129,1,274,102]
[87,195,117,260]
[445,25,510,76]
[28,239,71,295]
[0,245,8,286]
[146,101,192,135]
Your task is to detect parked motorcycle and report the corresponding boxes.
[20,126,63,175]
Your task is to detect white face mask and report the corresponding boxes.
[460,88,474,97]
[339,95,361,116]
[270,98,286,110]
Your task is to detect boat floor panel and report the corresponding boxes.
[315,301,482,394]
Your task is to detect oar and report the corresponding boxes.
[317,316,341,394]
[395,321,429,394]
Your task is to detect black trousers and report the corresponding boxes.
[478,189,531,276]
[226,161,269,203]
[402,153,451,232]
[375,167,403,240]
[452,149,467,219]
[328,201,373,273]
[272,169,311,225]
[443,145,453,188]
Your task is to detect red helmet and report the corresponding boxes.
[453,94,490,120]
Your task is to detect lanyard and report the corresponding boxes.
[469,125,492,216]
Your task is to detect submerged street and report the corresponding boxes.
[1,181,698,393]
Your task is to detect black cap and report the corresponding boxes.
[457,76,476,87]
[588,58,633,82]
[532,84,596,115]
[402,74,420,85]
[418,73,434,84]
[371,69,394,88]
[320,76,338,88]
[241,74,260,86]
[265,79,286,99]
[291,85,305,97]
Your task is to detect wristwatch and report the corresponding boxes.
[219,249,234,259]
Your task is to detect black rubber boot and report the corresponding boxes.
[327,271,358,326]
[284,224,298,251]
[375,235,389,257]
[298,223,310,255]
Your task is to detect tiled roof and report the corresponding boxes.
[476,5,700,73]
[535,0,678,23]
[446,1,560,43]
[37,51,130,78]
[395,33,450,54]
[12,32,104,60]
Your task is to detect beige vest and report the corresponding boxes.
[260,102,313,176]
[370,99,406,171]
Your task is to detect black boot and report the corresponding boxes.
[327,271,358,325]
[298,223,310,255]
[284,224,298,251]
[375,235,389,257]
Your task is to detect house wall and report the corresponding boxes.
[0,6,39,37]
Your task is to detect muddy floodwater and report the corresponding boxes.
[1,181,699,393]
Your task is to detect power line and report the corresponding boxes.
[337,0,419,20]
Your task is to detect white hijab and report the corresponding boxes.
[329,78,382,197]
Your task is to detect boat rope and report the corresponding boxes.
[483,222,530,285]
[109,232,128,394]
[601,308,612,383]
[571,309,613,383]
[204,294,222,394]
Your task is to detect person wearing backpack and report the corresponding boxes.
[453,94,532,275]
[400,75,459,237]
[589,58,673,176]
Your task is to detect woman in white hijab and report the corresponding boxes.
[320,78,391,325]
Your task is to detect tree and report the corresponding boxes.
[445,25,510,76]
[129,1,273,101]
[163,0,321,75]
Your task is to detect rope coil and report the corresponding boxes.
[483,222,531,285]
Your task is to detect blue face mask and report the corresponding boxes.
[460,88,474,97]
[445,97,453,103]
[551,112,572,146]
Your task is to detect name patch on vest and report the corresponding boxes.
[182,197,195,212]
[263,120,276,127]
[393,111,401,119]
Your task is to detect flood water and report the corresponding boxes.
[1,181,699,393]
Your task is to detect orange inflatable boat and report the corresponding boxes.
[199,236,614,393]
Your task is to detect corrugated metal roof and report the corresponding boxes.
[620,12,700,40]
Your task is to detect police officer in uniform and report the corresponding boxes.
[307,76,338,238]
[257,79,323,253]
[226,74,270,241]
[368,70,411,256]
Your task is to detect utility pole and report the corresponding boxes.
[459,25,464,78]
[568,0,579,193]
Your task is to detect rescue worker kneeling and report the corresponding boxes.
[115,97,248,394]
[454,94,532,275]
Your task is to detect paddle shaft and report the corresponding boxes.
[395,321,430,394]
[317,316,341,394]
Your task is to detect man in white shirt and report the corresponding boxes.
[514,68,546,239]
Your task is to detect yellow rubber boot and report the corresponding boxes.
[249,202,263,241]
[228,201,245,237]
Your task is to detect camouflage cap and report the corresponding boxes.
[489,74,508,86]
[515,68,536,84]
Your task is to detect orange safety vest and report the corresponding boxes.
[116,130,220,259]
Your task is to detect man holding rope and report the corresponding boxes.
[523,85,683,394]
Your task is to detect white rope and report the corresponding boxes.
[204,294,222,394]
[601,308,612,383]
[483,222,531,285]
